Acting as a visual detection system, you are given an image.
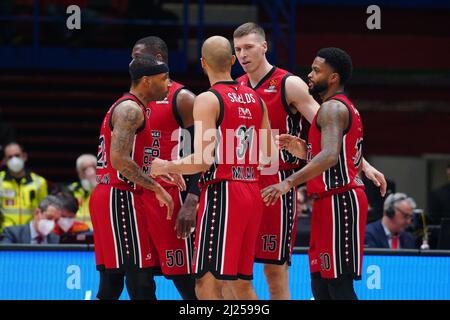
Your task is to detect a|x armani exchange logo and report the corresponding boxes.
[238,107,253,119]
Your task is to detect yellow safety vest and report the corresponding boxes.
[0,170,48,230]
[68,181,93,230]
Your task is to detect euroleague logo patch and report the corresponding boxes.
[264,79,278,93]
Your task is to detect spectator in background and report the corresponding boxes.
[68,154,97,230]
[0,195,62,244]
[428,163,450,225]
[365,192,417,249]
[53,191,90,242]
[0,142,48,231]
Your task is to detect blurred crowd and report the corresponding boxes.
[0,129,96,244]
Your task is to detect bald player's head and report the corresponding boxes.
[201,36,234,73]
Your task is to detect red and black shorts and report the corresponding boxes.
[142,186,195,278]
[89,184,160,273]
[255,169,298,265]
[308,187,368,279]
[193,181,263,280]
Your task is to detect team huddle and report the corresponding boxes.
[90,22,386,300]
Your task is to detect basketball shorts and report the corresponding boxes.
[308,187,368,279]
[89,184,160,273]
[193,181,263,280]
[142,186,195,278]
[255,169,298,265]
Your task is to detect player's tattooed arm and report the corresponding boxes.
[110,100,174,218]
[261,100,348,205]
[110,101,160,192]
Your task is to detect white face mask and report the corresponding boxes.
[7,156,24,173]
[80,166,97,191]
[58,217,75,232]
[37,219,55,236]
[81,179,96,192]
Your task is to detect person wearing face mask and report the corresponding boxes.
[0,142,48,231]
[52,191,91,242]
[67,154,97,230]
[0,195,62,244]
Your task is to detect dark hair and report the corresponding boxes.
[129,54,162,86]
[316,47,353,85]
[4,141,26,153]
[134,36,168,63]
[55,191,79,214]
[233,22,266,40]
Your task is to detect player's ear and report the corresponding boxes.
[262,41,268,54]
[155,53,164,62]
[143,75,152,87]
[330,72,339,85]
[200,57,207,70]
[231,55,236,66]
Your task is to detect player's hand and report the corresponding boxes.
[150,158,169,177]
[276,134,307,159]
[362,160,387,197]
[155,186,174,220]
[175,193,198,239]
[261,181,292,206]
[159,173,186,191]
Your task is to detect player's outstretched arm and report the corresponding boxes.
[175,88,200,239]
[110,101,174,218]
[285,75,320,123]
[276,134,307,159]
[259,99,278,166]
[151,91,219,176]
[261,100,348,205]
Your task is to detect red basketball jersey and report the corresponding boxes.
[95,93,153,192]
[237,67,306,171]
[306,92,365,197]
[200,81,263,187]
[147,80,187,187]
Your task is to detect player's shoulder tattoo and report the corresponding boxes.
[114,100,144,128]
[318,99,349,128]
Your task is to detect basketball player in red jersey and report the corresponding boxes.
[131,36,199,300]
[233,22,386,299]
[151,36,278,299]
[262,48,368,299]
[90,55,178,300]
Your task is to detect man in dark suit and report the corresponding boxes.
[0,195,63,244]
[365,192,417,249]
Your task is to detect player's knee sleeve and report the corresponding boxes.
[328,275,357,300]
[310,272,331,300]
[125,270,157,300]
[96,271,124,300]
[172,276,197,300]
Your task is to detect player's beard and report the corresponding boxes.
[308,81,328,96]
